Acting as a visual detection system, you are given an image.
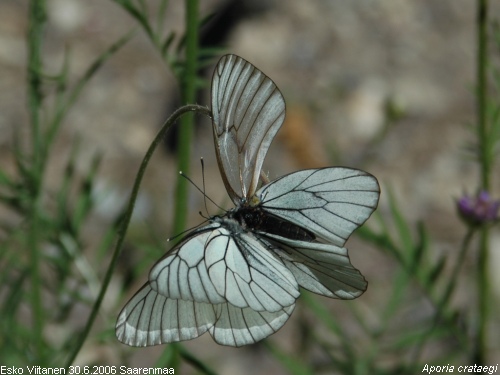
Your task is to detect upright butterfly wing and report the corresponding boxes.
[211,54,286,202]
[258,167,380,247]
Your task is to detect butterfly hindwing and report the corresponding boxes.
[264,234,367,299]
[149,218,299,313]
[148,223,226,305]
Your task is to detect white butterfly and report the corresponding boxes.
[116,54,380,347]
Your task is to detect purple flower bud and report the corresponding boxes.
[457,191,500,226]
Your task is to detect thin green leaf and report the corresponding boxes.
[408,222,429,276]
[72,153,101,231]
[199,12,216,28]
[198,46,226,59]
[427,256,446,285]
[162,31,176,57]
[156,0,169,35]
[0,169,12,187]
[387,188,413,261]
[175,344,217,375]
[300,292,356,361]
[46,29,136,150]
[113,0,154,41]
[264,341,315,375]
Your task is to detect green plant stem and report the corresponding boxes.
[475,0,489,365]
[475,228,489,365]
[172,0,199,236]
[28,1,44,168]
[443,228,475,305]
[27,0,46,363]
[64,104,210,368]
[411,228,475,366]
[477,0,489,190]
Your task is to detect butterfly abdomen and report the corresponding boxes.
[262,214,315,241]
[234,206,315,242]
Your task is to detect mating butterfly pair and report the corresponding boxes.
[116,55,380,347]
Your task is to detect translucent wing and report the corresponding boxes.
[116,283,295,347]
[116,284,215,346]
[149,219,299,313]
[116,218,299,347]
[265,234,367,299]
[258,167,380,247]
[211,54,286,202]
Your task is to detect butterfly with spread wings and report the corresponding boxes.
[116,54,380,347]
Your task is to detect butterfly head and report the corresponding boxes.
[237,194,262,210]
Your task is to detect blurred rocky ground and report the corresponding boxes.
[1,0,499,371]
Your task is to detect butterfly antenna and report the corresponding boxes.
[167,219,209,243]
[178,170,224,212]
[198,158,227,213]
[200,157,210,215]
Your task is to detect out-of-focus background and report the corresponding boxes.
[1,0,500,372]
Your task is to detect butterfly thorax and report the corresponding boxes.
[231,201,315,242]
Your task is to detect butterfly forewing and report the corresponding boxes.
[211,54,286,202]
[116,283,295,347]
[116,284,216,346]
